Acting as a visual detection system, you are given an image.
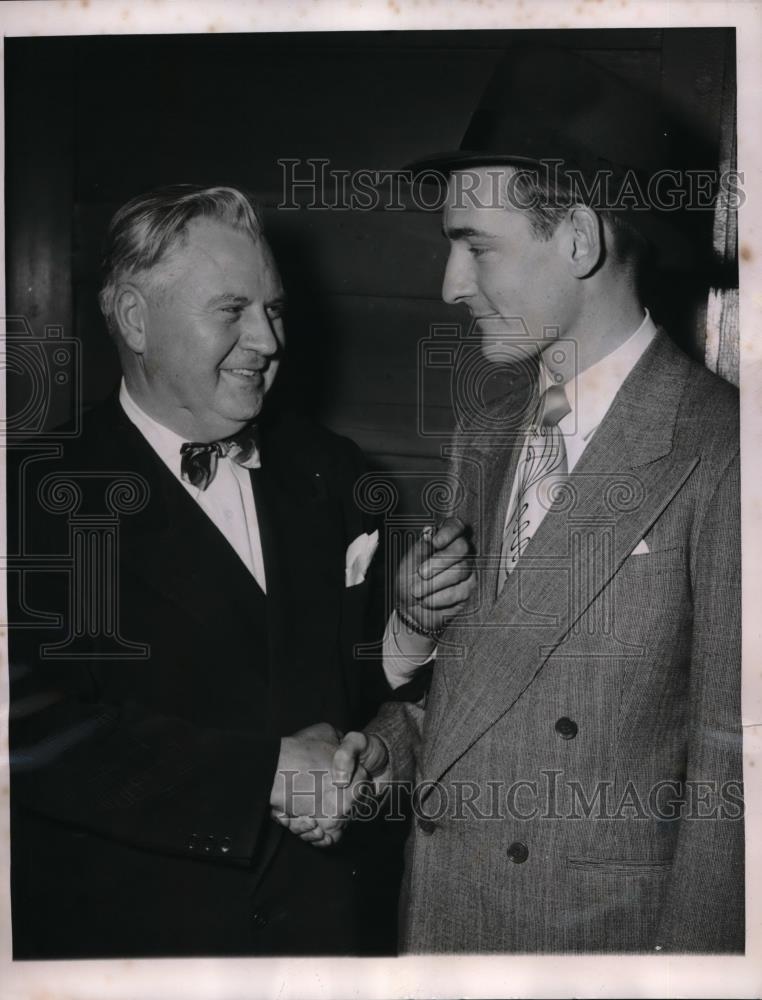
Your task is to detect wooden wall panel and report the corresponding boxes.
[73,37,496,204]
[5,40,76,431]
[75,203,449,301]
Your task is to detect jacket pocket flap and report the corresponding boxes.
[566,856,673,875]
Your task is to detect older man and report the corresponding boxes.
[330,48,743,953]
[9,184,397,957]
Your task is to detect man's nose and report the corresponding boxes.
[237,310,280,356]
[442,247,473,306]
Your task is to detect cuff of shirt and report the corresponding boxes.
[381,610,437,689]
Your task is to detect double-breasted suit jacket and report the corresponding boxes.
[9,395,387,957]
[370,332,743,953]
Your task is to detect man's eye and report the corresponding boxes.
[221,305,244,318]
[266,303,286,320]
[468,246,488,258]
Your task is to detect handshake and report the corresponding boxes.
[269,516,475,847]
[269,723,389,847]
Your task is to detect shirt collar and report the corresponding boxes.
[119,381,262,475]
[541,309,657,441]
[119,380,188,479]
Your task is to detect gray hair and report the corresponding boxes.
[98,184,264,334]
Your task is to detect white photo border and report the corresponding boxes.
[1,2,760,998]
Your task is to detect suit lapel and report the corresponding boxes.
[107,401,345,666]
[253,419,351,730]
[254,421,346,663]
[444,394,531,626]
[425,381,532,741]
[103,401,265,632]
[424,333,700,785]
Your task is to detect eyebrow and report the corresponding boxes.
[206,293,251,308]
[206,292,287,310]
[441,225,496,241]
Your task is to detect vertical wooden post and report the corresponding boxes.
[5,38,76,430]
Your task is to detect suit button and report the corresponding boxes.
[507,841,529,864]
[219,836,232,855]
[555,717,578,740]
[418,818,437,835]
[187,833,200,852]
[252,910,269,929]
[203,834,216,854]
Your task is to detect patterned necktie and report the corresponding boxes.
[497,383,571,591]
[180,425,260,490]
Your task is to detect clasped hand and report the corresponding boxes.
[271,517,474,848]
[270,723,388,848]
[396,515,476,638]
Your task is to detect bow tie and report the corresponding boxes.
[180,426,261,491]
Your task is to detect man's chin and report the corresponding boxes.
[195,402,264,442]
[221,389,266,421]
[480,338,541,365]
[224,404,264,434]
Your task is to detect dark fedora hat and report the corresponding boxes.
[409,46,716,267]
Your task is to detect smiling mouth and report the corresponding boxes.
[221,368,263,379]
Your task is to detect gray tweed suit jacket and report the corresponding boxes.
[370,332,743,953]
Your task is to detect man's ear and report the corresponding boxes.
[113,283,149,355]
[566,205,603,278]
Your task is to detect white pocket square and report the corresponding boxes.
[345,530,379,587]
[631,538,650,555]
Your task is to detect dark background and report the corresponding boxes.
[5,28,735,511]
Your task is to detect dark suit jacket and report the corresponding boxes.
[9,395,393,958]
[370,333,743,953]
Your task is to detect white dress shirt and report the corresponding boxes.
[501,308,657,540]
[383,310,657,689]
[119,382,267,592]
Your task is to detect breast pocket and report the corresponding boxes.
[621,545,686,575]
[613,546,691,645]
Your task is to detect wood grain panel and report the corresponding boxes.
[5,40,76,431]
[74,203,449,301]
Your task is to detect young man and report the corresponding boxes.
[330,47,743,953]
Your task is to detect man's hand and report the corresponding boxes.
[396,516,475,636]
[269,722,368,848]
[332,731,389,787]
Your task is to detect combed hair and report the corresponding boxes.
[507,167,652,273]
[98,185,263,334]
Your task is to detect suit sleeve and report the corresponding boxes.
[7,450,280,868]
[365,694,428,786]
[655,452,744,951]
[10,642,281,866]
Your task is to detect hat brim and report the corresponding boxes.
[406,150,544,177]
